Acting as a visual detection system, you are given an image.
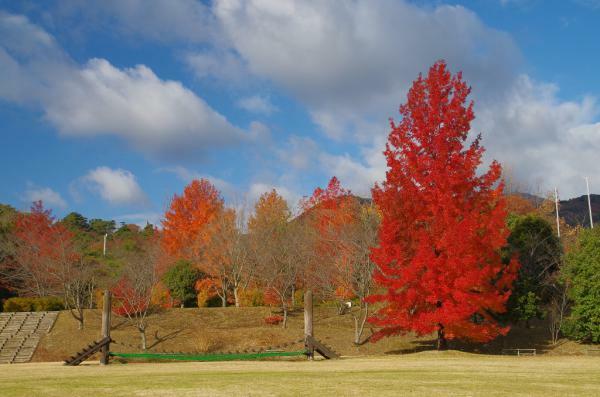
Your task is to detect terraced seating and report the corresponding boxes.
[0,311,58,364]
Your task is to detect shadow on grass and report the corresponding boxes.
[383,320,562,356]
[147,328,188,350]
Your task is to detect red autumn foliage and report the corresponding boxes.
[369,61,519,348]
[111,277,149,317]
[3,201,81,297]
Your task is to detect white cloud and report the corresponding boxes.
[277,135,319,170]
[319,152,383,198]
[82,167,147,206]
[186,50,249,84]
[47,58,243,157]
[475,75,600,197]
[0,12,245,159]
[237,95,277,115]
[315,74,600,199]
[212,1,600,198]
[214,0,520,140]
[4,4,600,199]
[22,184,67,209]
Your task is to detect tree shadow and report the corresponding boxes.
[385,339,438,355]
[110,318,129,331]
[146,328,187,350]
[384,319,562,356]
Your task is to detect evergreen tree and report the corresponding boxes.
[163,259,202,308]
[504,214,562,327]
[564,227,600,342]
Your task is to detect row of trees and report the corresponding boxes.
[1,60,599,350]
[0,177,380,347]
[160,177,379,341]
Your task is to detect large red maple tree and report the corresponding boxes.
[369,61,518,349]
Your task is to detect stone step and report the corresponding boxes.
[0,311,58,363]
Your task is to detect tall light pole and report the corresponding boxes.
[585,177,594,229]
[103,233,108,256]
[554,187,561,238]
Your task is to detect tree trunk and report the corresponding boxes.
[353,302,369,345]
[140,327,147,351]
[67,292,85,330]
[88,287,94,309]
[70,309,84,330]
[234,286,240,308]
[437,324,448,351]
[282,305,288,329]
[76,310,83,330]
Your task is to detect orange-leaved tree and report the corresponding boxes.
[203,207,253,307]
[301,177,357,305]
[161,179,223,269]
[248,190,304,328]
[303,177,380,344]
[369,61,519,350]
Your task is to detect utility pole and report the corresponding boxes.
[585,177,594,229]
[554,187,561,238]
[103,233,108,256]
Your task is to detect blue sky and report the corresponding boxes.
[1,0,599,226]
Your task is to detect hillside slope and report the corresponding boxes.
[33,307,589,362]
[559,194,600,227]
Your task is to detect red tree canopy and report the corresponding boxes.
[7,201,80,297]
[369,61,518,347]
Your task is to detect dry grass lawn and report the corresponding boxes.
[2,353,600,396]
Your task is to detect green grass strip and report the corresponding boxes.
[109,350,307,362]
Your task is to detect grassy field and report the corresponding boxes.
[2,353,600,396]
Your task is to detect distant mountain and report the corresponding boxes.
[515,192,600,227]
[558,194,600,227]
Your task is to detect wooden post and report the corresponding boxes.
[304,290,314,360]
[100,290,111,365]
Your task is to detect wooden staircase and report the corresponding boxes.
[64,336,112,366]
[0,312,58,364]
[305,335,340,359]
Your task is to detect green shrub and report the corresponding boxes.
[163,259,202,308]
[3,296,64,312]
